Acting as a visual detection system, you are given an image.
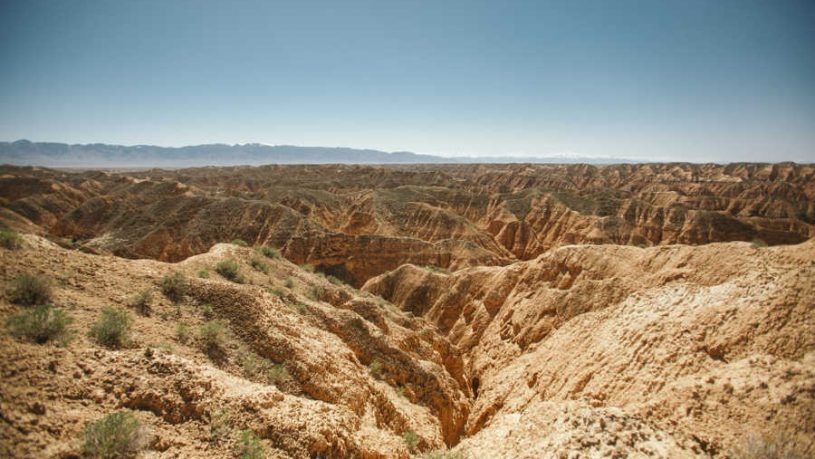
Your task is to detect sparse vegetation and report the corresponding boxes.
[175,321,190,343]
[292,302,307,314]
[751,238,768,248]
[81,410,147,459]
[215,259,243,282]
[197,270,210,279]
[250,257,270,274]
[209,409,232,443]
[255,245,280,259]
[403,430,419,452]
[242,354,291,386]
[235,430,266,459]
[199,319,227,353]
[201,303,215,319]
[0,229,22,249]
[9,272,52,306]
[284,278,294,289]
[161,271,188,302]
[308,285,324,301]
[327,275,344,286]
[89,307,133,348]
[130,289,152,316]
[6,303,73,345]
[266,287,283,297]
[299,263,315,272]
[231,239,248,247]
[368,358,384,378]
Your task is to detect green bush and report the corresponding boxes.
[89,307,133,348]
[6,304,73,345]
[81,410,146,458]
[0,229,22,250]
[161,271,188,302]
[299,263,315,273]
[751,238,768,248]
[9,273,52,306]
[231,239,248,247]
[403,430,419,452]
[175,321,190,344]
[267,363,291,385]
[266,288,283,297]
[197,270,210,279]
[130,289,152,316]
[368,358,384,378]
[201,303,215,319]
[215,259,242,282]
[308,285,324,301]
[255,246,280,259]
[209,409,232,443]
[327,275,345,286]
[243,353,292,386]
[250,257,270,274]
[199,320,227,352]
[236,430,266,459]
[284,278,294,289]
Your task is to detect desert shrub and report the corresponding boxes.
[250,257,270,274]
[731,430,810,459]
[308,285,324,301]
[284,278,294,289]
[0,229,22,250]
[161,271,188,302]
[175,321,190,343]
[368,358,384,378]
[9,272,52,306]
[231,239,248,247]
[6,304,73,345]
[327,275,344,286]
[266,287,283,297]
[197,270,210,279]
[89,307,133,348]
[209,409,232,443]
[255,245,279,259]
[81,410,147,458]
[199,320,227,352]
[292,302,307,314]
[267,363,291,385]
[242,354,291,385]
[130,289,152,316]
[299,263,315,272]
[215,259,242,282]
[201,303,215,319]
[236,430,266,459]
[403,430,419,452]
[751,238,768,248]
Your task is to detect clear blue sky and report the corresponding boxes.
[1,0,813,162]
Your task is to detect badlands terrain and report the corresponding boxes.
[0,163,813,458]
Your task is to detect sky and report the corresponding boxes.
[1,0,814,162]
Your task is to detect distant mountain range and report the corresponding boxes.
[0,140,635,167]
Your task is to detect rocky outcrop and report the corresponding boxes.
[1,163,813,287]
[363,240,815,457]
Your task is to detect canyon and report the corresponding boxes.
[1,163,813,458]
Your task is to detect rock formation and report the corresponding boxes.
[0,163,813,458]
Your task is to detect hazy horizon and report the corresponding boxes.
[1,0,814,163]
